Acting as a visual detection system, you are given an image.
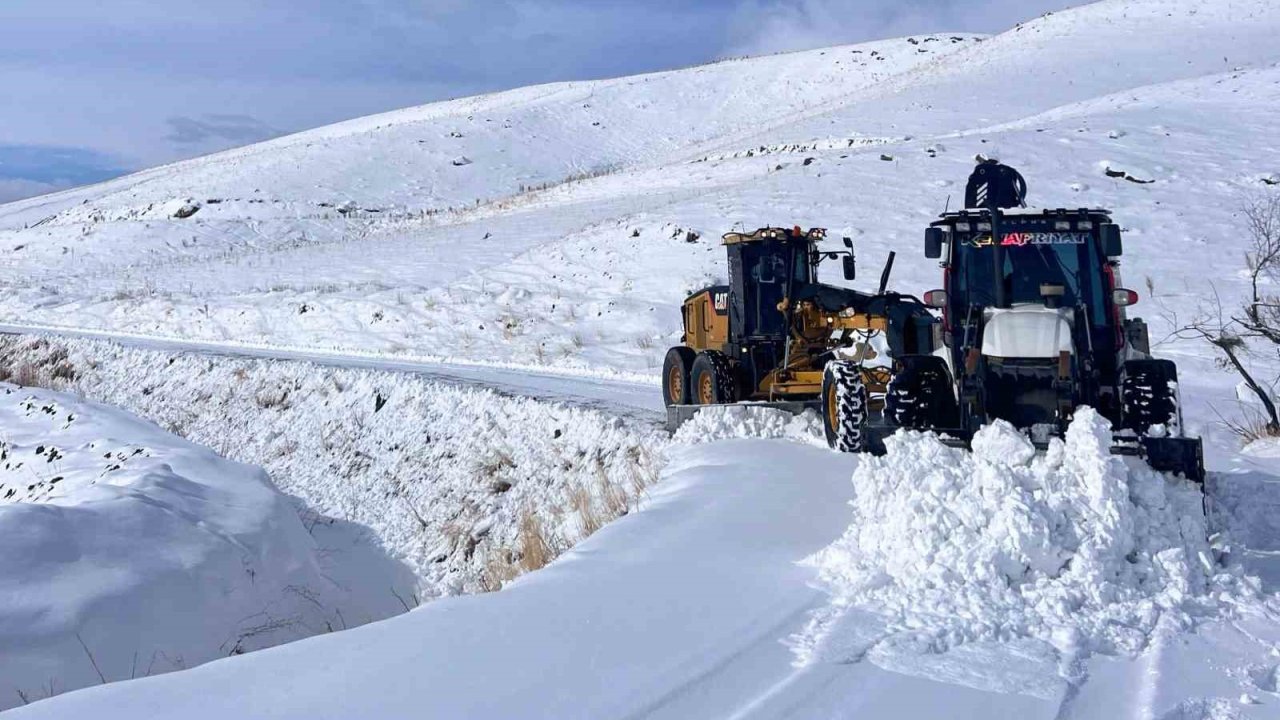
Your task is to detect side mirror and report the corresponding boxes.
[842,255,856,281]
[924,289,947,308]
[925,227,945,259]
[1102,224,1123,257]
[1112,288,1138,307]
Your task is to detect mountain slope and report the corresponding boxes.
[0,1,1275,393]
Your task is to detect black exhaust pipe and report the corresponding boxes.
[878,251,896,295]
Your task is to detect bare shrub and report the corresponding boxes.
[9,361,43,387]
[479,549,520,592]
[1213,404,1280,443]
[1169,194,1280,438]
[0,337,80,389]
[254,387,291,410]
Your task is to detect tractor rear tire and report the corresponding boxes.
[822,361,869,453]
[690,351,736,405]
[1122,359,1183,436]
[662,347,697,406]
[885,355,958,430]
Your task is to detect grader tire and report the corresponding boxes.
[690,351,737,405]
[822,361,869,453]
[662,347,697,407]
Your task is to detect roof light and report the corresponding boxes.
[977,222,992,231]
[1055,221,1072,231]
[955,222,971,232]
[1077,220,1094,230]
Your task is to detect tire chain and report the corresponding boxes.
[703,350,737,403]
[827,361,868,452]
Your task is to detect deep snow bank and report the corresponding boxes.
[0,385,405,709]
[797,409,1256,671]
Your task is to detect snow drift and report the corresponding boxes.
[0,385,406,709]
[797,409,1253,672]
[671,404,825,446]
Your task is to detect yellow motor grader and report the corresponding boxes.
[662,226,939,450]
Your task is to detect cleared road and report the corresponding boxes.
[0,322,665,424]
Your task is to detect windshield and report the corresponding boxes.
[952,231,1107,326]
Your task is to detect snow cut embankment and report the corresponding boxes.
[0,335,666,598]
[0,386,405,709]
[798,409,1254,669]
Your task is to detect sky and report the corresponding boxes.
[0,0,1077,203]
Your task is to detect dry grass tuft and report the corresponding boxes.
[517,507,557,573]
[0,338,80,389]
[1218,404,1280,443]
[570,483,603,537]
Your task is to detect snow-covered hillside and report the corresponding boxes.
[0,0,1275,398]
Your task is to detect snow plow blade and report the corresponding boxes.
[664,401,819,433]
[1121,436,1205,483]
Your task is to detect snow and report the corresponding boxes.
[794,410,1257,689]
[671,404,825,446]
[0,385,410,710]
[2,0,1280,715]
[8,437,1280,720]
[0,334,665,598]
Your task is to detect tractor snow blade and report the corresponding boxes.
[1134,436,1206,483]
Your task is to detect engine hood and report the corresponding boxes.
[981,304,1073,359]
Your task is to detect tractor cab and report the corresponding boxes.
[926,208,1130,427]
[918,161,1138,431]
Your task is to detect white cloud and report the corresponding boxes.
[0,178,64,204]
[726,0,1079,57]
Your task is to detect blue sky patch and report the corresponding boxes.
[0,143,128,186]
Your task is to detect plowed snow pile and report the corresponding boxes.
[671,405,825,446]
[799,409,1254,665]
